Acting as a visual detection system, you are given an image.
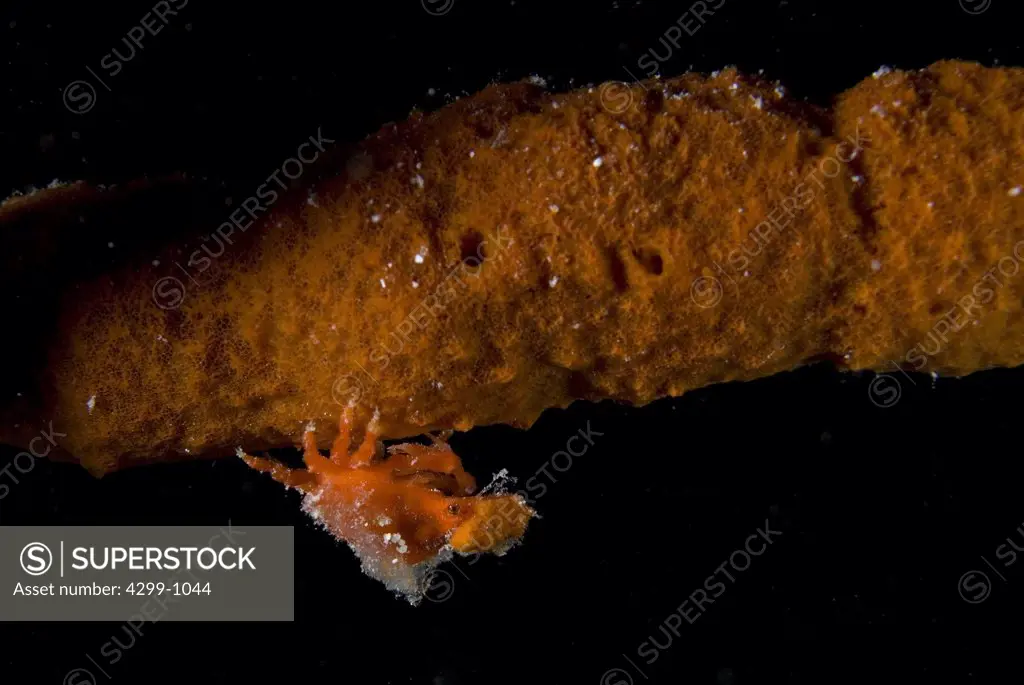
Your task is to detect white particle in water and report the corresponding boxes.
[412,174,425,188]
[86,395,96,413]
[107,242,114,248]
[592,156,604,168]
[371,214,381,223]
[549,204,560,213]
[380,278,387,289]
[414,254,424,264]
[872,65,892,79]
[1009,186,1022,197]
[152,260,160,266]
[549,275,560,287]
[871,259,882,271]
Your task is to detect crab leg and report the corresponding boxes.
[346,411,378,469]
[235,448,317,493]
[301,429,349,477]
[330,405,353,465]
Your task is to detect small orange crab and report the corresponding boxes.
[237,405,533,600]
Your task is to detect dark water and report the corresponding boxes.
[2,0,1023,683]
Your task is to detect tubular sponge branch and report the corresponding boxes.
[1,60,1023,474]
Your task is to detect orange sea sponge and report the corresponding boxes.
[1,60,1023,476]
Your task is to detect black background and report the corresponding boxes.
[2,0,1024,683]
